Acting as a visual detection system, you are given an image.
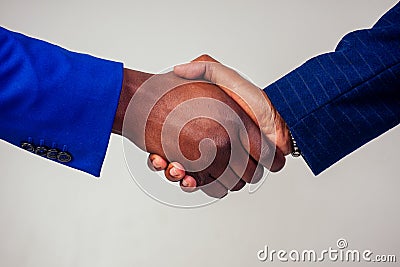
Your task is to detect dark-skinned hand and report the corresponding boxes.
[113,57,277,198]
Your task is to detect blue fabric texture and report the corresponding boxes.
[264,2,400,175]
[0,27,123,176]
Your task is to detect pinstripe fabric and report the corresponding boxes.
[264,3,400,175]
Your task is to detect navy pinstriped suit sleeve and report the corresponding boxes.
[0,27,123,176]
[264,3,400,175]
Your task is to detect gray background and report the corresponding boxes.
[0,0,399,266]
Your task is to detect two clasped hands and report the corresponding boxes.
[113,55,292,198]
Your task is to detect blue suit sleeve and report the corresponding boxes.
[264,3,400,175]
[0,27,124,177]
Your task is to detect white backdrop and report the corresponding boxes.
[0,0,399,266]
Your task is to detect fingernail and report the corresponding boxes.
[152,159,161,169]
[182,179,189,187]
[170,167,179,177]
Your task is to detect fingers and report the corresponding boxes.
[148,154,168,171]
[195,174,228,199]
[147,152,251,198]
[177,170,234,198]
[148,151,254,194]
[147,155,199,192]
[202,182,228,198]
[211,166,243,190]
[218,167,246,191]
[164,162,185,182]
[270,149,286,172]
[228,143,264,184]
[230,179,246,191]
[164,158,246,195]
[148,154,187,181]
[180,175,197,192]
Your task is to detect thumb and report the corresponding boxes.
[174,58,266,127]
[173,62,209,80]
[174,60,237,89]
[173,54,219,80]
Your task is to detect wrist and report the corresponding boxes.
[260,90,292,156]
[112,68,153,135]
[273,109,292,156]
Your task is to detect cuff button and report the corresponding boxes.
[57,151,72,163]
[46,148,59,160]
[21,142,35,153]
[35,146,48,156]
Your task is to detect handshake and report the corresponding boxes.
[113,55,292,199]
